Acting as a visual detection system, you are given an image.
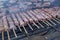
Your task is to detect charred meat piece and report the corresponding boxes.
[0,18,4,32]
[15,13,24,26]
[2,15,9,31]
[7,15,16,30]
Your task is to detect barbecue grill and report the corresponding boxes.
[0,0,60,40]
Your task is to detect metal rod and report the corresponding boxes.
[53,19,60,24]
[28,23,33,30]
[45,21,52,26]
[33,22,40,29]
[13,28,17,38]
[22,25,28,34]
[56,18,60,22]
[2,32,4,40]
[37,21,44,28]
[48,20,56,25]
[18,25,22,32]
[42,21,49,26]
[7,31,10,40]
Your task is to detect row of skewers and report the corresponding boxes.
[0,7,60,32]
[0,7,60,40]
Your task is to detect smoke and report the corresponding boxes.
[0,0,59,15]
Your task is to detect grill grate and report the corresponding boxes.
[0,18,60,40]
[0,5,60,40]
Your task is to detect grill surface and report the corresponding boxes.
[0,0,60,40]
[0,17,60,40]
[0,7,60,40]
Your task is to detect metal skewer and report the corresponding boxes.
[48,19,56,25]
[32,10,46,28]
[27,23,33,30]
[42,20,49,26]
[17,25,22,32]
[19,13,33,31]
[53,19,60,24]
[27,11,40,28]
[7,31,10,40]
[45,21,52,26]
[11,13,22,32]
[35,10,51,26]
[13,28,17,38]
[24,13,39,30]
[37,21,44,28]
[56,18,60,22]
[6,15,17,38]
[2,32,4,40]
[33,22,40,29]
[22,25,28,34]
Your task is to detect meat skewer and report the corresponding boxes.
[27,11,38,22]
[41,8,57,18]
[56,10,60,18]
[7,15,17,38]
[37,9,56,25]
[34,9,49,20]
[30,10,42,20]
[35,9,56,25]
[41,8,60,32]
[11,13,19,26]
[23,12,33,23]
[11,13,22,31]
[2,14,11,40]
[29,10,44,28]
[40,10,52,26]
[41,9,60,24]
[22,12,34,30]
[7,15,16,29]
[41,11,57,25]
[19,13,30,33]
[20,13,33,30]
[36,10,56,25]
[2,14,9,31]
[15,13,24,26]
[0,18,4,32]
[42,10,55,25]
[34,9,52,26]
[40,9,60,32]
[40,10,58,26]
[26,11,40,29]
[21,12,40,29]
[15,13,28,34]
[19,13,29,24]
[37,9,50,20]
[33,10,46,20]
[42,11,52,19]
[41,12,49,20]
[41,9,56,25]
[46,9,60,24]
